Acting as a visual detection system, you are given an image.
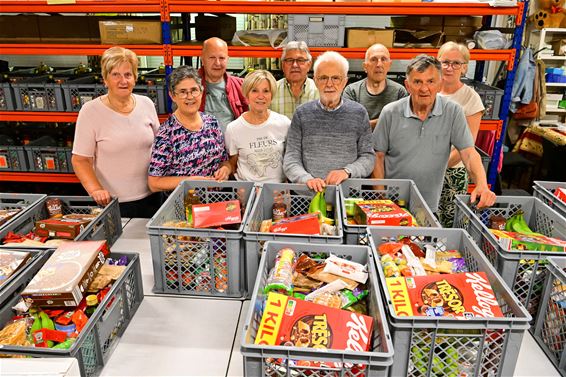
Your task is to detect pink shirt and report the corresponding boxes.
[72,94,160,202]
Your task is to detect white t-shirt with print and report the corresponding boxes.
[225,111,291,183]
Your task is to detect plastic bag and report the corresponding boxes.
[232,29,287,48]
[474,30,512,50]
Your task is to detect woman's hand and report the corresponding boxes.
[213,166,231,182]
[91,189,112,206]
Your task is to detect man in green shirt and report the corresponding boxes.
[271,41,319,120]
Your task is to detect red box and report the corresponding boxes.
[255,292,373,353]
[354,200,413,226]
[35,218,92,240]
[554,187,566,203]
[192,200,241,228]
[385,272,504,319]
[269,213,320,235]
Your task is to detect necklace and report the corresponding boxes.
[106,94,136,114]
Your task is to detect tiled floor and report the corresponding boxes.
[103,219,561,377]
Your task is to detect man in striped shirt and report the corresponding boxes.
[271,41,319,120]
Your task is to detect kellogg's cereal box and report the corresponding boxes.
[192,200,241,228]
[255,292,373,352]
[385,272,504,319]
[269,213,320,235]
[354,200,413,226]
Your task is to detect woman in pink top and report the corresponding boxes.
[72,47,162,218]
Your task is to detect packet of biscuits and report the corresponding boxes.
[87,264,126,291]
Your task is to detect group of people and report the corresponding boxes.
[71,37,496,225]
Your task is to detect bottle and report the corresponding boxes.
[85,294,98,317]
[272,191,287,222]
[184,189,201,225]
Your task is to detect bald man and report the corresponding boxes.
[199,37,248,133]
[343,44,407,129]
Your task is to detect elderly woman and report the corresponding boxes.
[437,42,485,227]
[72,46,161,218]
[148,66,231,192]
[224,70,290,183]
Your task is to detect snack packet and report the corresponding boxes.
[323,255,368,284]
[264,248,295,295]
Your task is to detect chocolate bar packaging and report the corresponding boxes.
[22,240,109,307]
[354,200,413,226]
[34,218,93,240]
[192,200,241,228]
[0,250,31,288]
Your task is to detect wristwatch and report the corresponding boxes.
[343,167,352,178]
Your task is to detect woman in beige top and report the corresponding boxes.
[72,46,162,218]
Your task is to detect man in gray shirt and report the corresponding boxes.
[344,44,407,130]
[372,55,495,211]
[284,51,375,192]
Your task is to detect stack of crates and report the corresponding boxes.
[339,178,440,245]
[26,146,73,173]
[368,226,532,377]
[453,195,566,321]
[147,180,255,298]
[288,15,346,47]
[0,251,144,377]
[0,193,45,231]
[12,72,68,112]
[0,145,28,172]
[464,79,504,120]
[0,196,122,249]
[240,241,394,376]
[532,257,566,376]
[243,183,343,296]
[534,181,566,218]
[62,74,106,112]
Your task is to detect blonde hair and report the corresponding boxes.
[101,46,139,81]
[242,70,277,98]
[437,42,470,64]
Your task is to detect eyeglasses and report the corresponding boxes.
[316,75,343,85]
[174,87,202,98]
[283,58,310,66]
[109,72,134,81]
[440,60,465,69]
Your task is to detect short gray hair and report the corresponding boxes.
[406,54,442,77]
[169,66,202,93]
[313,51,349,77]
[281,41,312,61]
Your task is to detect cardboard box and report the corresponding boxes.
[192,200,242,228]
[443,26,478,37]
[38,16,98,43]
[391,16,443,29]
[269,213,320,235]
[491,230,566,252]
[346,28,394,48]
[0,15,40,43]
[22,241,109,307]
[554,187,566,202]
[99,20,162,44]
[195,14,236,42]
[394,29,444,48]
[354,200,413,226]
[35,218,93,240]
[0,250,31,288]
[444,16,483,28]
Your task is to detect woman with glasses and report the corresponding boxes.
[148,66,231,192]
[72,46,162,218]
[225,70,290,183]
[437,42,485,227]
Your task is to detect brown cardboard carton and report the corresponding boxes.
[195,14,236,42]
[391,16,443,29]
[346,28,394,48]
[394,29,444,48]
[38,15,96,43]
[22,240,109,307]
[443,26,479,37]
[444,16,483,28]
[99,20,162,44]
[35,218,93,240]
[0,15,41,43]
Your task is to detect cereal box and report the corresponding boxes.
[491,230,566,252]
[354,200,413,226]
[269,213,320,235]
[255,292,373,352]
[192,200,241,228]
[385,272,504,319]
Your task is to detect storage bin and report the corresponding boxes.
[534,181,566,219]
[0,196,122,249]
[133,75,167,114]
[0,146,28,172]
[368,226,532,377]
[241,241,394,376]
[62,74,106,112]
[0,248,48,308]
[25,146,73,173]
[0,192,46,231]
[453,195,566,320]
[147,180,255,298]
[243,183,343,297]
[339,179,440,245]
[469,81,504,120]
[12,75,66,112]
[532,257,566,376]
[0,251,143,377]
[546,93,564,109]
[288,14,345,47]
[0,81,16,111]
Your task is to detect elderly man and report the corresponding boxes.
[344,44,407,130]
[372,54,495,212]
[198,37,248,133]
[271,41,319,120]
[284,51,375,192]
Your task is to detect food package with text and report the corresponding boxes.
[354,200,414,226]
[192,200,241,228]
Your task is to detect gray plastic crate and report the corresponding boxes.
[62,75,106,112]
[0,193,46,231]
[339,179,440,245]
[147,180,255,298]
[453,195,566,321]
[288,14,345,47]
[0,82,16,111]
[468,81,504,120]
[0,146,28,172]
[534,181,566,219]
[533,257,566,376]
[241,241,394,376]
[0,248,48,308]
[25,146,73,173]
[133,81,167,114]
[12,75,66,112]
[0,251,143,377]
[368,226,532,377]
[0,196,122,249]
[243,183,343,298]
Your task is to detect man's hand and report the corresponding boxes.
[306,178,326,192]
[213,166,231,182]
[325,169,349,185]
[470,185,496,208]
[91,189,112,206]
